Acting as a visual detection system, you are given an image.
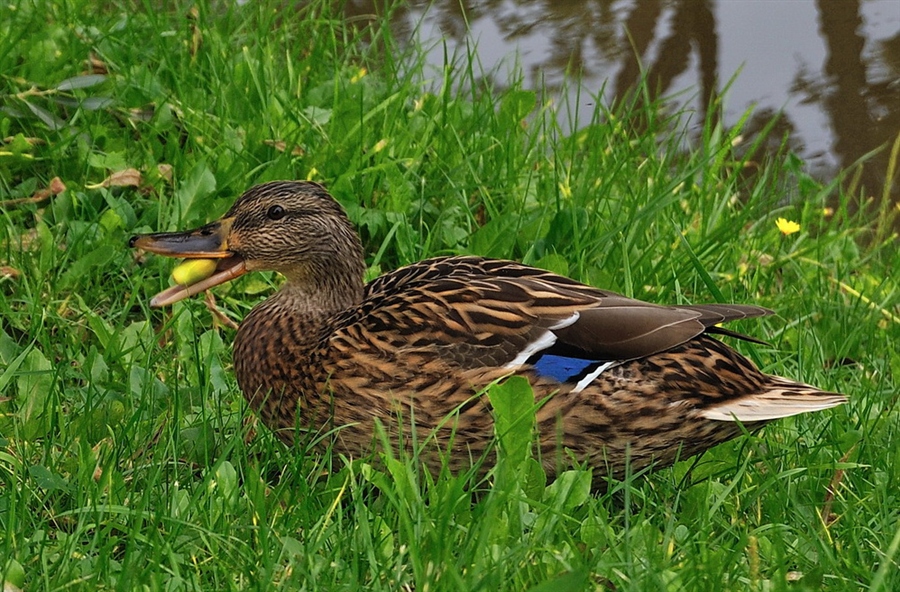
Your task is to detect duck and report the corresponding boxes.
[130,180,847,484]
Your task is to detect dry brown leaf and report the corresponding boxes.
[128,105,156,122]
[105,168,142,187]
[264,139,305,156]
[188,7,202,57]
[821,443,857,526]
[157,163,174,183]
[48,176,66,194]
[2,136,44,146]
[86,168,142,189]
[88,53,109,75]
[10,228,39,250]
[0,176,66,207]
[242,414,258,445]
[1,266,21,279]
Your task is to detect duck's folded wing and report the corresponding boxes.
[549,299,771,360]
[342,257,773,378]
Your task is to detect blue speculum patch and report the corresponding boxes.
[531,354,600,383]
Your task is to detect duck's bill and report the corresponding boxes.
[129,220,247,307]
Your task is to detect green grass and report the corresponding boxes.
[1,0,899,590]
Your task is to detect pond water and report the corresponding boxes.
[345,0,900,212]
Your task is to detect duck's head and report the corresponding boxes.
[130,181,365,308]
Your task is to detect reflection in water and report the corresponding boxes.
[613,0,717,114]
[815,0,899,213]
[342,0,899,213]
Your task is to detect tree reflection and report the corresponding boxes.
[333,0,899,213]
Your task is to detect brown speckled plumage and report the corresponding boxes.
[132,181,847,485]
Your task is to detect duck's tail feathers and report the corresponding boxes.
[700,377,847,422]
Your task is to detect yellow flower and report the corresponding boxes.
[350,68,367,83]
[372,138,388,153]
[558,177,572,199]
[775,217,801,235]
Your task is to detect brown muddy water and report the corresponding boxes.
[344,0,900,215]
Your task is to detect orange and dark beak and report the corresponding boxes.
[129,218,247,307]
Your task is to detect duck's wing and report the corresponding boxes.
[333,256,845,425]
[345,256,771,379]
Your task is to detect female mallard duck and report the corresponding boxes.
[131,181,846,483]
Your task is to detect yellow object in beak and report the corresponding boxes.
[172,258,218,286]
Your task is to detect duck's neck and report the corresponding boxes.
[276,262,364,319]
[232,258,365,436]
[273,227,367,320]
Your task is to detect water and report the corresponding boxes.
[345,0,900,211]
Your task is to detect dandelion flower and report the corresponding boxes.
[775,217,801,235]
[372,139,388,153]
[350,68,367,83]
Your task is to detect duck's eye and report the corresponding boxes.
[266,205,286,220]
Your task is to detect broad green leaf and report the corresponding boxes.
[6,133,32,155]
[59,245,116,288]
[522,457,546,501]
[118,321,154,367]
[87,151,127,170]
[51,96,114,110]
[175,162,217,221]
[2,558,25,589]
[79,96,115,110]
[214,461,238,507]
[55,74,107,91]
[384,455,419,508]
[300,105,331,126]
[170,489,191,520]
[127,364,168,399]
[546,207,589,246]
[280,536,304,557]
[499,89,537,123]
[79,299,115,350]
[178,426,216,464]
[16,347,53,440]
[534,253,569,277]
[525,569,589,592]
[544,470,591,511]
[0,341,30,393]
[468,215,517,258]
[488,376,535,470]
[99,208,123,232]
[87,348,109,384]
[28,464,68,492]
[24,100,65,130]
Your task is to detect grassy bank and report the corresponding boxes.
[1,0,898,590]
